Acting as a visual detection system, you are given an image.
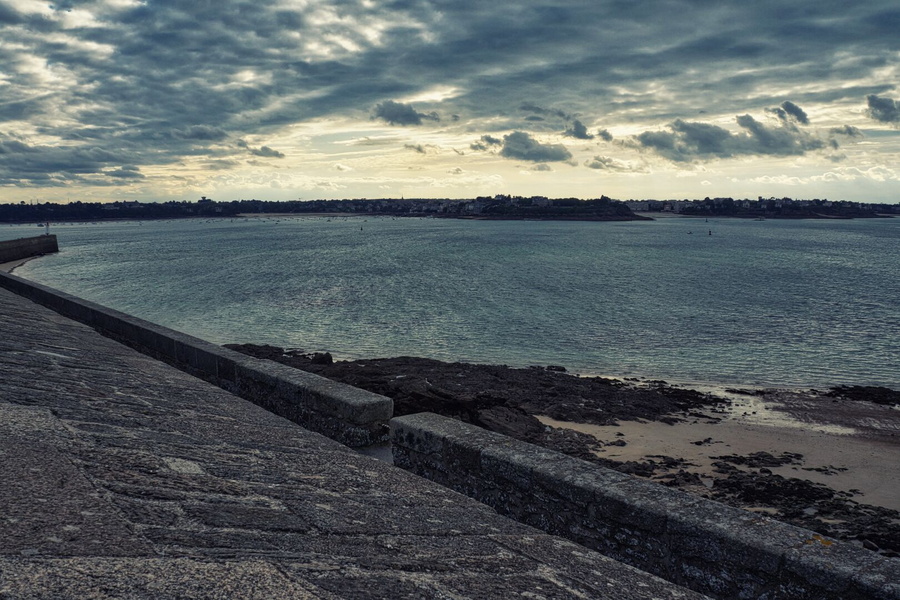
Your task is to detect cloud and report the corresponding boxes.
[584,155,634,171]
[373,101,439,126]
[205,160,240,170]
[634,113,826,162]
[520,103,570,121]
[237,141,285,158]
[174,126,229,141]
[0,136,139,185]
[1,0,899,200]
[404,143,427,154]
[470,134,502,151]
[766,101,809,125]
[829,125,863,137]
[500,131,572,163]
[531,164,553,172]
[866,94,900,124]
[564,119,594,140]
[105,166,145,179]
[0,2,23,25]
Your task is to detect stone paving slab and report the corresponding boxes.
[0,287,708,599]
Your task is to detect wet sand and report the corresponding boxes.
[0,256,37,273]
[538,390,900,511]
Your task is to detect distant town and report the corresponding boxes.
[1,195,897,223]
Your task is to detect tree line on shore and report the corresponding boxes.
[2,195,896,223]
[0,196,641,222]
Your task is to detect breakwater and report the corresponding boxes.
[0,270,896,600]
[0,234,58,264]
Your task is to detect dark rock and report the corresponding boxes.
[711,451,804,468]
[310,352,333,365]
[825,385,900,406]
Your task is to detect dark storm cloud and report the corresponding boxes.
[249,146,285,158]
[0,136,140,185]
[173,126,229,141]
[829,125,863,137]
[470,135,502,151]
[236,140,285,159]
[520,103,571,121]
[373,101,439,126]
[780,101,809,125]
[866,94,900,124]
[634,114,826,162]
[0,97,47,121]
[564,120,594,140]
[766,101,810,126]
[500,131,572,163]
[0,2,23,25]
[106,166,145,179]
[1,0,898,186]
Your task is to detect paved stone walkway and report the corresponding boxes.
[0,286,707,599]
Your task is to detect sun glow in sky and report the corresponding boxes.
[1,0,899,203]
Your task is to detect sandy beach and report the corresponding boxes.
[538,388,900,512]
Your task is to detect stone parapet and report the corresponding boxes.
[0,271,391,446]
[391,412,900,600]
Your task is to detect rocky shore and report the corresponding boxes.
[227,344,900,557]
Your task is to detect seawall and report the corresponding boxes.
[0,271,391,447]
[1,270,897,599]
[392,413,899,599]
[0,234,58,264]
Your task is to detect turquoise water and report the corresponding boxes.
[6,215,899,388]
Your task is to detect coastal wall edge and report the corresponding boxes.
[0,271,391,446]
[391,412,900,600]
[0,235,58,264]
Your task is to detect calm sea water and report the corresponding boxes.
[5,215,899,388]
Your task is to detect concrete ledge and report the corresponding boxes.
[0,271,392,446]
[0,234,58,264]
[391,412,900,600]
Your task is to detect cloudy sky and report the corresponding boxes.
[1,0,899,204]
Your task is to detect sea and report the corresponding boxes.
[4,214,898,389]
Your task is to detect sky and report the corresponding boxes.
[1,0,899,204]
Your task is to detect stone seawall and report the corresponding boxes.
[0,234,58,264]
[392,412,899,600]
[0,271,391,447]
